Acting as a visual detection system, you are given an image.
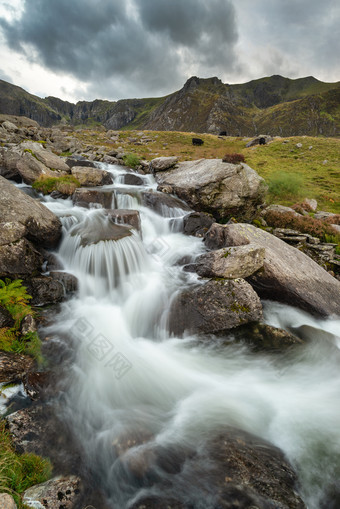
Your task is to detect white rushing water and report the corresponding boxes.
[42,163,340,509]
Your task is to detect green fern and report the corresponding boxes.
[0,279,32,326]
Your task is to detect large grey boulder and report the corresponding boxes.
[156,159,267,220]
[0,239,43,278]
[169,279,262,336]
[0,176,61,247]
[150,156,178,172]
[16,151,56,184]
[204,223,340,316]
[195,244,265,279]
[20,141,70,172]
[73,188,114,208]
[71,166,113,186]
[23,476,82,509]
[141,191,191,215]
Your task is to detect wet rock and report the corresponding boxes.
[155,159,267,221]
[65,158,96,169]
[71,166,113,186]
[0,351,35,383]
[183,211,215,237]
[71,220,132,246]
[0,238,43,278]
[72,188,113,209]
[49,271,78,295]
[195,244,265,279]
[0,494,17,509]
[169,279,262,336]
[0,176,62,247]
[204,223,340,316]
[150,156,178,172]
[23,476,82,509]
[23,372,50,401]
[123,173,144,186]
[106,209,141,232]
[24,276,65,306]
[232,323,305,352]
[0,305,14,328]
[142,191,191,215]
[128,497,185,509]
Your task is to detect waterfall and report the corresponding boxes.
[43,165,340,509]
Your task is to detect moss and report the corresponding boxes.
[230,302,251,314]
[23,148,38,160]
[32,175,80,196]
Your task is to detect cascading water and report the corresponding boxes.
[42,163,340,509]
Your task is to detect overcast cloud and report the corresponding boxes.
[0,0,339,102]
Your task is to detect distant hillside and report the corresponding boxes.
[0,75,339,136]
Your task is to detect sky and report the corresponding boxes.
[0,0,339,104]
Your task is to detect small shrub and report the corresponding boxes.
[324,214,340,225]
[123,153,140,169]
[267,172,304,201]
[32,175,80,196]
[222,152,245,164]
[292,201,314,214]
[265,210,340,243]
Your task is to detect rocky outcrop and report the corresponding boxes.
[0,238,43,278]
[0,176,62,248]
[156,159,267,220]
[0,351,35,383]
[183,211,215,237]
[195,244,265,279]
[16,151,56,184]
[169,279,262,336]
[204,223,340,316]
[24,276,65,306]
[71,166,113,186]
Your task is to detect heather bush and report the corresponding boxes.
[222,152,245,164]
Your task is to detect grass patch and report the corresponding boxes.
[0,279,42,363]
[0,419,51,508]
[122,153,141,169]
[267,172,305,202]
[32,175,80,196]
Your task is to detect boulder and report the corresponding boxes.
[20,314,37,335]
[0,239,43,278]
[19,141,70,173]
[49,271,79,295]
[169,279,262,336]
[0,351,35,383]
[246,135,273,147]
[127,427,305,509]
[0,176,62,248]
[141,191,191,215]
[232,323,305,352]
[65,158,96,169]
[71,166,113,186]
[195,244,265,279]
[24,276,65,306]
[122,173,144,186]
[23,476,82,509]
[262,204,300,217]
[71,220,132,247]
[106,209,141,232]
[155,159,267,220]
[16,151,56,184]
[150,156,178,172]
[2,120,18,133]
[72,188,114,209]
[204,223,340,316]
[183,211,215,237]
[0,494,17,509]
[0,149,21,181]
[303,198,317,211]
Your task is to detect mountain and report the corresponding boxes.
[0,75,339,136]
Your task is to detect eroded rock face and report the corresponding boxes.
[204,223,340,316]
[155,159,267,220]
[195,244,265,279]
[0,176,62,248]
[169,279,262,336]
[71,166,113,186]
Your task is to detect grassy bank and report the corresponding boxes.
[73,129,340,213]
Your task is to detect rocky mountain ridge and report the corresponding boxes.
[1,74,339,136]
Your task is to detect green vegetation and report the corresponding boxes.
[0,279,42,362]
[222,152,245,164]
[32,175,80,196]
[0,419,51,509]
[267,172,305,202]
[122,153,141,169]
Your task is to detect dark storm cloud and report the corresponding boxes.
[0,0,238,99]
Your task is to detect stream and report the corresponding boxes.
[39,162,340,509]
